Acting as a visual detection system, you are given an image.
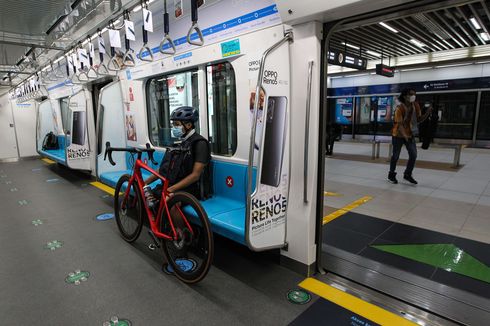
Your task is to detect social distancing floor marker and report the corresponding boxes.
[32,168,42,172]
[18,200,29,206]
[45,240,63,251]
[322,196,373,225]
[41,158,55,164]
[96,213,114,221]
[324,191,342,197]
[0,174,7,178]
[65,270,90,285]
[5,181,12,184]
[32,219,43,226]
[103,316,132,326]
[287,289,312,304]
[46,178,60,183]
[10,188,18,192]
[90,181,115,196]
[299,278,416,326]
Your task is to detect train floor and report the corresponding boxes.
[0,158,309,325]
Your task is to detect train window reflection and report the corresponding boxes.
[59,97,71,135]
[146,69,199,147]
[206,62,237,156]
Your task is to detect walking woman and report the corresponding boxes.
[388,88,431,185]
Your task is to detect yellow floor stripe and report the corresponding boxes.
[324,191,342,197]
[323,196,373,225]
[299,278,416,326]
[90,181,115,196]
[41,158,55,164]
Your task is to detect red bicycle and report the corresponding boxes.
[104,142,213,284]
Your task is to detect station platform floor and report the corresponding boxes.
[324,142,490,243]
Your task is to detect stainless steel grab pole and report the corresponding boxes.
[304,60,314,203]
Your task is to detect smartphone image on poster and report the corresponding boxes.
[72,111,86,145]
[260,96,287,187]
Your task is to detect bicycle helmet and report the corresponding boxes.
[170,106,199,122]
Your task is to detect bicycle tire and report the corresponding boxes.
[114,174,143,243]
[160,192,214,284]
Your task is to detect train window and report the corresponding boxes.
[434,92,476,139]
[206,62,237,156]
[477,91,490,140]
[59,97,71,135]
[146,69,200,147]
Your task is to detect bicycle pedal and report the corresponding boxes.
[148,230,161,249]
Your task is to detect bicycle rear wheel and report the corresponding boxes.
[160,192,214,284]
[114,174,143,243]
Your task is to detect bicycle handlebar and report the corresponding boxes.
[104,141,158,166]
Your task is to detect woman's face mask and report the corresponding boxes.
[409,95,416,103]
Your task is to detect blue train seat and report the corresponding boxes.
[98,150,253,245]
[39,135,67,164]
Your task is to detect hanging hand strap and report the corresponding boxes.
[186,0,204,46]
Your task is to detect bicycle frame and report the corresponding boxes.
[122,157,195,241]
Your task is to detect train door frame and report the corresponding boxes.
[317,0,486,324]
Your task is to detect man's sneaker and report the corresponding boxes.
[404,174,418,185]
[388,172,398,184]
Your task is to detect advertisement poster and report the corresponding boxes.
[174,0,183,19]
[335,98,353,125]
[125,114,137,141]
[359,97,371,124]
[377,96,393,123]
[66,91,91,170]
[246,43,290,251]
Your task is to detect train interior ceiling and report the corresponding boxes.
[0,0,489,325]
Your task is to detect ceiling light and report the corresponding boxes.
[480,32,490,41]
[379,22,399,33]
[410,39,426,48]
[435,63,471,69]
[401,67,433,72]
[366,50,381,57]
[341,42,360,50]
[470,17,482,30]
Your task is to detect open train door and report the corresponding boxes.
[96,81,127,177]
[246,29,293,251]
[66,90,92,170]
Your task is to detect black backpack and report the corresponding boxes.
[42,132,59,150]
[159,134,212,200]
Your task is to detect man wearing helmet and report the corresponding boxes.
[144,106,210,201]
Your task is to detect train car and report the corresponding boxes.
[1,0,489,325]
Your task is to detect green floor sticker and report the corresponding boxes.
[45,240,63,251]
[287,289,312,304]
[10,188,18,192]
[0,174,7,178]
[103,316,131,326]
[371,243,490,283]
[5,181,12,184]
[32,219,43,226]
[18,200,29,206]
[65,270,90,285]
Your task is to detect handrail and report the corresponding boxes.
[186,0,204,46]
[245,31,293,250]
[304,60,314,203]
[122,38,136,67]
[108,48,122,72]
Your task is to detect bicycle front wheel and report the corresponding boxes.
[114,174,143,243]
[160,192,214,284]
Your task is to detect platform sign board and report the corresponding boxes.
[246,34,290,251]
[66,90,91,170]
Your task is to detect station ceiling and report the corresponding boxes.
[330,0,490,61]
